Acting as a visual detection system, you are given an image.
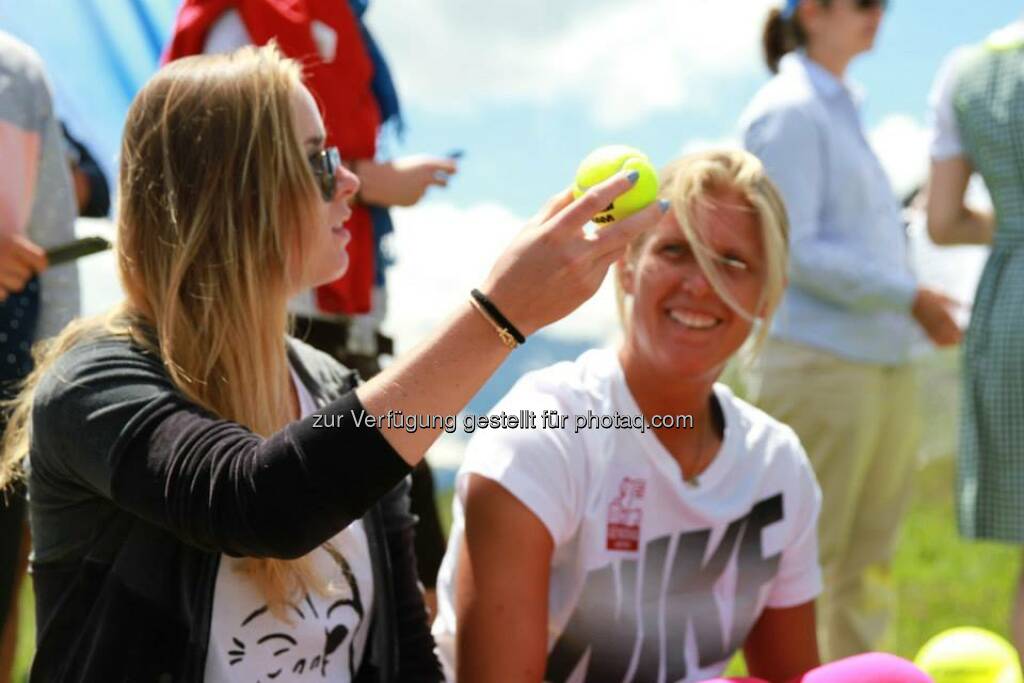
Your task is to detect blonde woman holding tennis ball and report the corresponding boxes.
[0,46,671,680]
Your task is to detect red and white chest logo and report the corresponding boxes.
[607,477,646,552]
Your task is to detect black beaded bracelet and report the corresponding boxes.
[470,289,526,346]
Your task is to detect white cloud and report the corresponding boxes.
[868,113,931,200]
[382,201,621,354]
[366,0,776,129]
[380,202,517,350]
[678,136,741,156]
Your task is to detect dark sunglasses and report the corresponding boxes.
[854,0,888,10]
[307,146,343,202]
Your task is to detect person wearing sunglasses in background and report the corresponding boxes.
[926,15,1024,658]
[739,0,962,661]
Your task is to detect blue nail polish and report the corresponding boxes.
[659,199,670,213]
[626,170,640,184]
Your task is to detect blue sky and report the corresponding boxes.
[359,1,1011,365]
[366,0,1022,216]
[4,0,1008,218]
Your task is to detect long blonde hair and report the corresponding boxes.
[0,44,326,612]
[616,149,790,353]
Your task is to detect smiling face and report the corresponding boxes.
[619,187,767,382]
[288,84,360,294]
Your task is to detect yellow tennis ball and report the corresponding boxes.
[915,627,1023,683]
[572,145,659,225]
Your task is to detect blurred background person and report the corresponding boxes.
[739,0,962,661]
[0,29,80,683]
[926,16,1024,656]
[164,0,454,615]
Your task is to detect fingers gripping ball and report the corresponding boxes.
[572,145,659,225]
[915,627,1023,683]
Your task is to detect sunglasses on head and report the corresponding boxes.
[307,146,342,202]
[853,0,887,10]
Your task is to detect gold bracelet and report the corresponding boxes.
[469,297,519,350]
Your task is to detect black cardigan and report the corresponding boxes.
[26,334,442,682]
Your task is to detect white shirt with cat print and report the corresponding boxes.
[204,368,375,682]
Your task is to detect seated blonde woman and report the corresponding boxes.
[432,150,931,683]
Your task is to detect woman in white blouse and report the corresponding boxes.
[739,0,961,660]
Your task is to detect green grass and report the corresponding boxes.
[886,456,1018,656]
[9,444,1016,680]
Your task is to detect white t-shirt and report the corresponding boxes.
[929,20,1024,161]
[432,348,822,683]
[204,368,375,682]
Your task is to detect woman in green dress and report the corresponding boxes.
[927,19,1024,654]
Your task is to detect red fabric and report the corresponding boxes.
[164,0,378,313]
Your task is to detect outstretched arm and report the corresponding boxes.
[357,176,666,465]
